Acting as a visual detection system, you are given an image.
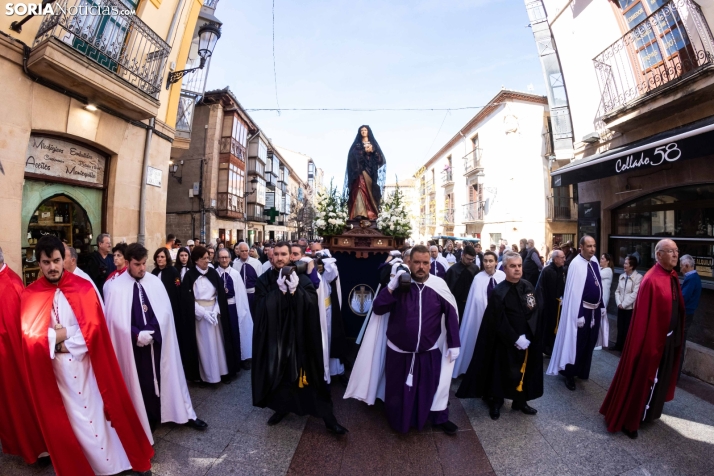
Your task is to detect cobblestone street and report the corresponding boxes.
[3,349,713,476]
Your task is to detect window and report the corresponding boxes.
[232,118,248,147]
[258,141,268,162]
[228,163,244,198]
[490,233,502,246]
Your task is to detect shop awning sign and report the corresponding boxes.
[24,135,107,187]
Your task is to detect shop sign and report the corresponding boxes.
[694,256,713,278]
[146,166,162,187]
[24,135,106,187]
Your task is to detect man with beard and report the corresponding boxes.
[456,251,542,420]
[547,236,605,391]
[179,246,238,384]
[232,242,263,317]
[218,249,253,370]
[429,245,447,278]
[444,245,480,321]
[0,246,46,465]
[104,243,207,440]
[346,245,461,435]
[537,250,566,357]
[20,236,153,475]
[252,242,347,434]
[601,239,685,439]
[453,250,505,377]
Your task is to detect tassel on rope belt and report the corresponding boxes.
[387,340,439,387]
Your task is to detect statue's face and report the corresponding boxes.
[360,127,368,138]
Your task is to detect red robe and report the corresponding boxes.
[21,272,154,476]
[600,263,685,432]
[0,265,45,463]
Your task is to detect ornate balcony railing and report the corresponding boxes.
[462,201,485,222]
[33,0,169,98]
[546,196,577,221]
[441,169,453,186]
[593,0,714,116]
[220,137,246,161]
[217,193,244,219]
[463,148,483,175]
[442,208,455,224]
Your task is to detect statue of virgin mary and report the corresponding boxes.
[343,125,386,221]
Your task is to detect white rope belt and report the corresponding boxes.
[196,298,216,308]
[246,288,256,293]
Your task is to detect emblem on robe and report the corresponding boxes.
[526,293,536,310]
[348,284,375,316]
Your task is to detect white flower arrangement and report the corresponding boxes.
[377,183,412,238]
[314,180,348,237]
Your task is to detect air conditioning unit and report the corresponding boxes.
[582,132,600,144]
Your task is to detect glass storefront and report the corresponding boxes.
[610,184,714,280]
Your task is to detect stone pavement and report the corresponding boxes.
[2,350,714,476]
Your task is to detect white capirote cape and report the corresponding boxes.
[344,275,458,411]
[546,255,606,375]
[232,256,263,285]
[452,269,505,377]
[434,254,449,269]
[103,271,197,443]
[216,265,253,360]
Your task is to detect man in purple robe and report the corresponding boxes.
[368,245,460,434]
[428,246,447,278]
[232,242,263,316]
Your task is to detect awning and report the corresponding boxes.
[551,115,714,187]
[431,235,480,243]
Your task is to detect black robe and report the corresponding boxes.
[535,263,565,356]
[252,269,333,419]
[178,266,238,381]
[328,277,348,362]
[444,262,478,320]
[456,279,543,402]
[151,265,183,332]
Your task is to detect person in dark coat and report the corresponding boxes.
[522,239,543,287]
[536,250,566,356]
[151,247,183,337]
[456,251,543,420]
[444,245,479,320]
[251,241,347,435]
[84,233,115,298]
[178,246,238,384]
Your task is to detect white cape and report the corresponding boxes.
[103,271,197,443]
[305,258,331,383]
[74,266,104,311]
[452,269,505,377]
[435,255,449,270]
[232,256,264,282]
[344,275,458,411]
[216,266,253,360]
[546,255,605,375]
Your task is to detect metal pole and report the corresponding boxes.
[200,124,208,243]
[138,118,154,246]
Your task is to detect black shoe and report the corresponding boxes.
[564,377,576,391]
[134,471,152,476]
[512,402,538,415]
[438,420,458,435]
[325,422,349,435]
[198,380,209,388]
[241,359,252,370]
[36,456,51,467]
[221,376,233,385]
[267,411,288,426]
[623,428,638,439]
[489,405,500,420]
[185,418,208,430]
[336,373,349,386]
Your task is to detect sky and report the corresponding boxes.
[206,0,546,188]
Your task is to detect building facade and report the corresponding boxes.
[527,0,714,376]
[0,0,211,282]
[412,89,570,253]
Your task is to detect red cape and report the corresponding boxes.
[21,272,154,476]
[600,263,685,432]
[0,265,46,463]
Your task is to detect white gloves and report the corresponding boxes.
[515,335,531,350]
[277,274,288,293]
[204,311,218,326]
[321,249,332,258]
[388,269,408,291]
[446,348,460,363]
[287,272,300,294]
[577,316,585,328]
[137,330,155,347]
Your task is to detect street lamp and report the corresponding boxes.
[166,22,222,89]
[243,177,259,198]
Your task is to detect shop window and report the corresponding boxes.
[24,194,93,285]
[610,184,714,279]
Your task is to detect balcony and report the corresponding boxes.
[420,214,437,227]
[546,196,577,221]
[217,193,244,219]
[247,158,265,177]
[441,170,454,187]
[593,0,714,132]
[29,0,169,120]
[462,201,485,223]
[246,203,264,222]
[442,208,455,225]
[463,148,484,176]
[220,137,246,161]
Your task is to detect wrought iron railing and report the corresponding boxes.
[593,0,714,116]
[441,169,453,185]
[463,148,483,174]
[442,208,455,224]
[33,0,169,98]
[546,196,577,221]
[462,201,485,222]
[220,137,246,161]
